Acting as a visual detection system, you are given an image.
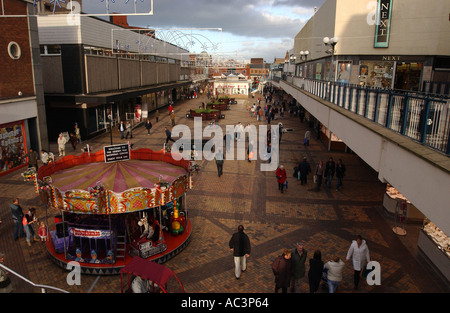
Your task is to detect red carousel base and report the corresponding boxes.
[46,220,191,275]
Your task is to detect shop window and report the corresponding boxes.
[7,42,21,60]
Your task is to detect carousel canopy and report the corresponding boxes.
[120,257,180,288]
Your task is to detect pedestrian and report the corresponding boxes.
[324,256,345,293]
[69,133,78,150]
[170,110,176,126]
[304,130,310,146]
[314,161,324,191]
[276,165,287,194]
[278,123,283,143]
[57,133,67,156]
[155,109,160,122]
[236,122,244,141]
[168,103,173,115]
[247,141,254,163]
[164,127,176,145]
[118,121,125,139]
[272,249,293,293]
[125,121,132,139]
[21,148,39,171]
[229,225,251,280]
[40,150,49,166]
[0,252,13,293]
[38,221,48,242]
[308,249,324,293]
[335,159,346,191]
[215,149,224,177]
[74,123,81,144]
[346,235,370,290]
[298,157,312,185]
[10,198,25,241]
[23,208,40,246]
[145,119,153,135]
[224,132,232,153]
[290,242,307,293]
[324,157,336,189]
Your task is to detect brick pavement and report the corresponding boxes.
[0,94,449,293]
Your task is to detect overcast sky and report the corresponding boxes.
[82,0,326,63]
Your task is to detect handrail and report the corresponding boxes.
[0,263,69,293]
[277,76,450,155]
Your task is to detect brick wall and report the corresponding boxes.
[0,0,35,99]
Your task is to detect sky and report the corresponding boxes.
[81,0,327,63]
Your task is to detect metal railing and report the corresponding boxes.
[282,76,450,155]
[0,263,69,293]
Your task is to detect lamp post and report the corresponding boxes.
[299,50,309,62]
[323,36,339,82]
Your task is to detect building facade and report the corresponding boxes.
[292,0,450,93]
[37,14,191,141]
[0,0,49,174]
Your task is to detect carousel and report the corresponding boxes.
[34,147,198,275]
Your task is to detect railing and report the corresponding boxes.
[281,76,450,155]
[0,263,69,293]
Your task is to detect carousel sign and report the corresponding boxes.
[104,143,130,163]
[70,228,113,239]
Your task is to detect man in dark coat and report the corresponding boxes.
[21,148,39,170]
[324,157,336,189]
[229,225,251,279]
[291,242,308,292]
[10,198,25,240]
[272,249,293,293]
[298,157,312,185]
[335,159,346,191]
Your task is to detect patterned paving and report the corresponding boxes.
[0,94,448,294]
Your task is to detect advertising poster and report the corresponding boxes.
[0,121,26,172]
[337,61,352,84]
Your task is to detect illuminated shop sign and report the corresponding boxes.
[374,0,393,48]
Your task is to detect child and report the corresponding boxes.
[39,221,48,243]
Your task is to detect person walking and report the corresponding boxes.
[272,249,293,293]
[324,157,336,189]
[290,242,307,293]
[145,119,153,135]
[23,208,39,247]
[229,225,251,280]
[125,121,132,139]
[21,148,39,171]
[168,103,173,115]
[308,250,324,293]
[10,198,25,241]
[298,157,312,185]
[215,149,224,177]
[118,121,125,139]
[69,133,78,151]
[346,235,370,290]
[154,109,160,123]
[314,161,324,191]
[74,123,81,144]
[335,159,346,191]
[164,127,176,145]
[170,111,176,126]
[57,133,67,156]
[304,130,311,146]
[324,256,345,293]
[276,165,287,194]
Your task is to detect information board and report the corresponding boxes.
[104,143,130,163]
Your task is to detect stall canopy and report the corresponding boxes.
[120,257,184,293]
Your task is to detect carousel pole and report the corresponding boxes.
[107,192,113,256]
[62,210,67,260]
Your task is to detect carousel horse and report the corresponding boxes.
[137,213,154,240]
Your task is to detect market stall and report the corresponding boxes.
[35,148,197,275]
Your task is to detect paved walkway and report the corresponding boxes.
[0,94,449,293]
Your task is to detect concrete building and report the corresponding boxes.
[37,14,191,141]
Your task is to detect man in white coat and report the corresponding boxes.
[346,235,370,290]
[57,133,67,157]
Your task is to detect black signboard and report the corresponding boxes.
[104,143,130,163]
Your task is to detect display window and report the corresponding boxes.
[0,121,27,172]
[358,61,394,88]
[423,219,450,259]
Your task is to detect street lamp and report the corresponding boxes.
[323,36,338,82]
[299,50,309,62]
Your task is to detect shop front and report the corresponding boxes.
[0,120,27,174]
